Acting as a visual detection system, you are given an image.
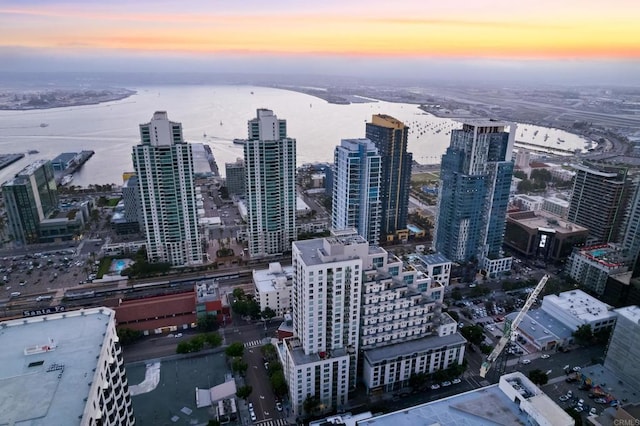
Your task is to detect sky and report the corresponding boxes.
[1,0,640,85]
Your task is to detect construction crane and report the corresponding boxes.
[479,274,550,379]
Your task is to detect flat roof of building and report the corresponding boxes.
[456,118,508,128]
[577,364,640,404]
[359,383,527,426]
[515,194,544,202]
[0,307,114,425]
[285,337,349,366]
[544,196,570,207]
[507,309,573,343]
[415,252,451,265]
[614,305,640,323]
[293,234,369,267]
[543,289,616,323]
[361,372,572,426]
[576,244,627,268]
[363,333,467,364]
[507,210,587,234]
[254,263,293,293]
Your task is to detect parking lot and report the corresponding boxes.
[0,240,104,314]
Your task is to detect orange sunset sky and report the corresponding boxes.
[1,0,639,81]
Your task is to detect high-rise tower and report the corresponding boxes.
[244,109,296,258]
[332,138,381,245]
[281,230,367,416]
[434,120,515,275]
[132,111,202,266]
[365,115,412,242]
[568,162,631,244]
[2,159,58,245]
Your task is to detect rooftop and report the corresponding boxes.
[575,364,640,404]
[363,333,466,364]
[543,289,616,322]
[614,305,640,323]
[285,337,349,366]
[360,379,531,426]
[507,210,587,234]
[254,262,294,293]
[576,244,627,268]
[415,252,451,266]
[0,307,114,425]
[507,309,573,343]
[457,118,508,128]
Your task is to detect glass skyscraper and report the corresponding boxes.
[332,138,381,245]
[132,111,202,266]
[434,120,515,273]
[2,159,58,244]
[365,114,412,242]
[244,109,296,258]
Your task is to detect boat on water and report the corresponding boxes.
[203,132,207,138]
[27,150,39,154]
[233,139,246,145]
[40,123,49,128]
[60,175,73,185]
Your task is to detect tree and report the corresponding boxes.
[513,170,527,180]
[573,324,593,345]
[205,332,223,347]
[176,341,192,354]
[480,344,494,355]
[232,358,248,376]
[460,325,484,346]
[236,385,253,400]
[117,328,143,345]
[446,310,460,322]
[261,307,276,320]
[409,372,427,389]
[261,343,278,361]
[302,395,322,416]
[225,342,245,358]
[267,361,283,377]
[594,327,612,345]
[197,314,219,332]
[528,369,549,386]
[232,288,246,301]
[433,369,448,382]
[270,370,288,397]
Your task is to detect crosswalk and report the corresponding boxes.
[255,418,289,426]
[244,339,263,349]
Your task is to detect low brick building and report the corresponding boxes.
[115,291,197,335]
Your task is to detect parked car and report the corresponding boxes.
[452,378,462,385]
[276,402,283,412]
[522,359,531,365]
[541,354,550,359]
[559,395,569,402]
[441,381,452,387]
[250,412,257,422]
[573,366,582,372]
[430,384,441,390]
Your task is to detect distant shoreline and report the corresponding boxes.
[0,88,136,111]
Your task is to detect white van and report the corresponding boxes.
[10,291,21,298]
